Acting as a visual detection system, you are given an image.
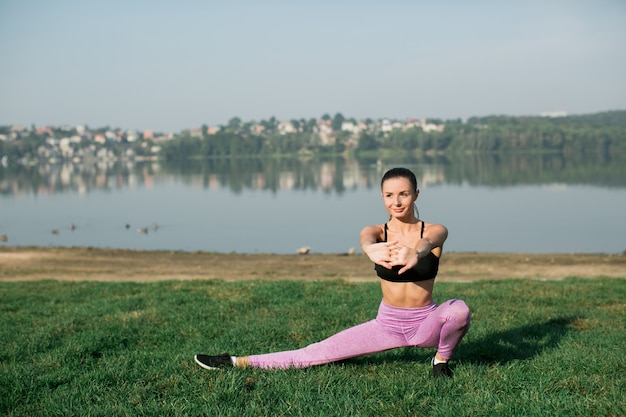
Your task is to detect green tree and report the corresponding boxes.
[226,117,242,133]
[356,132,379,152]
[332,113,345,132]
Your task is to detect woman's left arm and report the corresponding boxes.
[418,223,448,254]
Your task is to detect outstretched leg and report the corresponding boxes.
[248,317,405,369]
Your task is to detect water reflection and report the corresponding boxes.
[1,153,625,197]
[2,154,625,254]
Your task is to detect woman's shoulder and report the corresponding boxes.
[360,223,385,237]
[422,221,449,243]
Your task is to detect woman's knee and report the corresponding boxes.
[445,299,471,327]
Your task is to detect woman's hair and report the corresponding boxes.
[381,167,418,191]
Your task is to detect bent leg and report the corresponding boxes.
[248,318,405,369]
[408,299,470,359]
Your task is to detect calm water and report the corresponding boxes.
[1,155,625,254]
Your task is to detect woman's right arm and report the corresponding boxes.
[360,225,394,269]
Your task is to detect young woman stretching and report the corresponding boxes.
[195,167,471,377]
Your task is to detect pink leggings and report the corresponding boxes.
[248,299,470,369]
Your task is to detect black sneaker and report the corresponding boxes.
[432,357,452,378]
[195,353,233,370]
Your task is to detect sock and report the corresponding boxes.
[433,356,447,365]
[230,356,237,366]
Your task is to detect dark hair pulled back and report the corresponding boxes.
[381,167,418,191]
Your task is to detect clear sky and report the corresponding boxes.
[1,0,625,133]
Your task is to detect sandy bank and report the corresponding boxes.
[1,247,624,282]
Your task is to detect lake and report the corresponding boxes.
[1,154,625,254]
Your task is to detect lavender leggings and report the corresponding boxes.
[248,299,470,369]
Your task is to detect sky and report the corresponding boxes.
[1,0,625,133]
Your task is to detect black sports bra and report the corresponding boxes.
[374,222,440,283]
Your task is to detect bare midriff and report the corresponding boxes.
[380,278,435,308]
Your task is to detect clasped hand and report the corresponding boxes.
[364,241,418,275]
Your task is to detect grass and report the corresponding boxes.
[1,278,624,416]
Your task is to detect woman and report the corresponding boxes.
[195,167,470,377]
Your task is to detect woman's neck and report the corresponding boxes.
[388,216,420,229]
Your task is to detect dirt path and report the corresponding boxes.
[1,247,624,282]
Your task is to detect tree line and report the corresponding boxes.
[1,110,624,162]
[162,110,626,160]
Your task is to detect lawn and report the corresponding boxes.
[1,277,624,416]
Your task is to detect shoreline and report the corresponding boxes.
[1,246,625,282]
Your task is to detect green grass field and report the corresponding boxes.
[1,278,624,416]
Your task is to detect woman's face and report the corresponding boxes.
[381,177,418,219]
